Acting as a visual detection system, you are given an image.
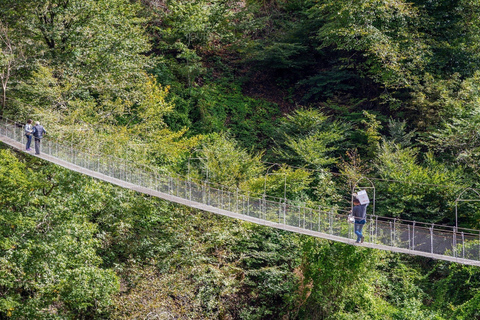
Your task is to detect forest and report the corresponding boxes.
[1,0,480,318]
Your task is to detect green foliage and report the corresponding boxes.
[361,111,383,158]
[298,69,357,101]
[386,119,416,148]
[166,82,281,150]
[193,133,264,189]
[4,0,480,318]
[156,0,238,49]
[247,42,310,72]
[274,108,347,169]
[415,0,480,77]
[247,165,314,201]
[299,238,392,319]
[419,71,480,173]
[374,141,464,223]
[310,0,428,88]
[0,150,119,319]
[230,225,301,319]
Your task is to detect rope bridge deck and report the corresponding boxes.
[1,118,479,267]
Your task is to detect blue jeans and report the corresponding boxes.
[26,134,32,150]
[354,219,366,242]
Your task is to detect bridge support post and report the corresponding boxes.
[318,207,321,232]
[389,221,393,246]
[303,208,306,229]
[412,221,416,251]
[236,188,239,213]
[329,209,333,235]
[393,219,396,246]
[408,225,411,250]
[430,225,434,254]
[262,195,265,220]
[278,201,282,224]
[453,229,457,258]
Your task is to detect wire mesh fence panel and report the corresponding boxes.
[317,210,330,234]
[331,214,350,238]
[264,200,282,224]
[248,197,263,219]
[462,236,480,261]
[410,226,434,254]
[189,182,205,203]
[169,176,178,197]
[431,230,455,256]
[97,157,106,176]
[226,190,236,212]
[285,204,301,228]
[374,220,396,247]
[236,194,248,216]
[366,217,376,244]
[207,187,221,209]
[391,222,411,250]
[156,174,170,194]
[303,207,317,231]
[178,178,189,200]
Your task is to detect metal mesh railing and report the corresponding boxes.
[1,117,480,264]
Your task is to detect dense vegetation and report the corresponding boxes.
[2,0,480,318]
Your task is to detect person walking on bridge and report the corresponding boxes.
[24,119,33,151]
[32,121,46,155]
[352,197,368,243]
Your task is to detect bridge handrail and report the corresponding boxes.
[1,116,480,264]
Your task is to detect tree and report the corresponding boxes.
[2,0,151,118]
[0,22,13,111]
[419,72,480,174]
[0,150,119,318]
[274,109,347,169]
[194,133,264,189]
[374,140,465,223]
[309,0,428,89]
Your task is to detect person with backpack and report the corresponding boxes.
[32,121,47,155]
[24,119,33,151]
[351,197,368,243]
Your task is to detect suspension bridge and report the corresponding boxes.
[1,118,480,267]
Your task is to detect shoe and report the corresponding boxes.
[355,240,360,243]
[361,236,364,243]
[35,153,40,155]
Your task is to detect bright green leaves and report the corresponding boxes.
[299,238,388,319]
[248,165,313,201]
[374,141,464,222]
[0,149,119,319]
[59,267,119,317]
[158,0,237,49]
[195,133,264,188]
[311,0,427,88]
[0,149,34,207]
[7,0,152,131]
[274,109,346,169]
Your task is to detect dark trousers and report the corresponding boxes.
[26,135,32,150]
[35,138,41,154]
